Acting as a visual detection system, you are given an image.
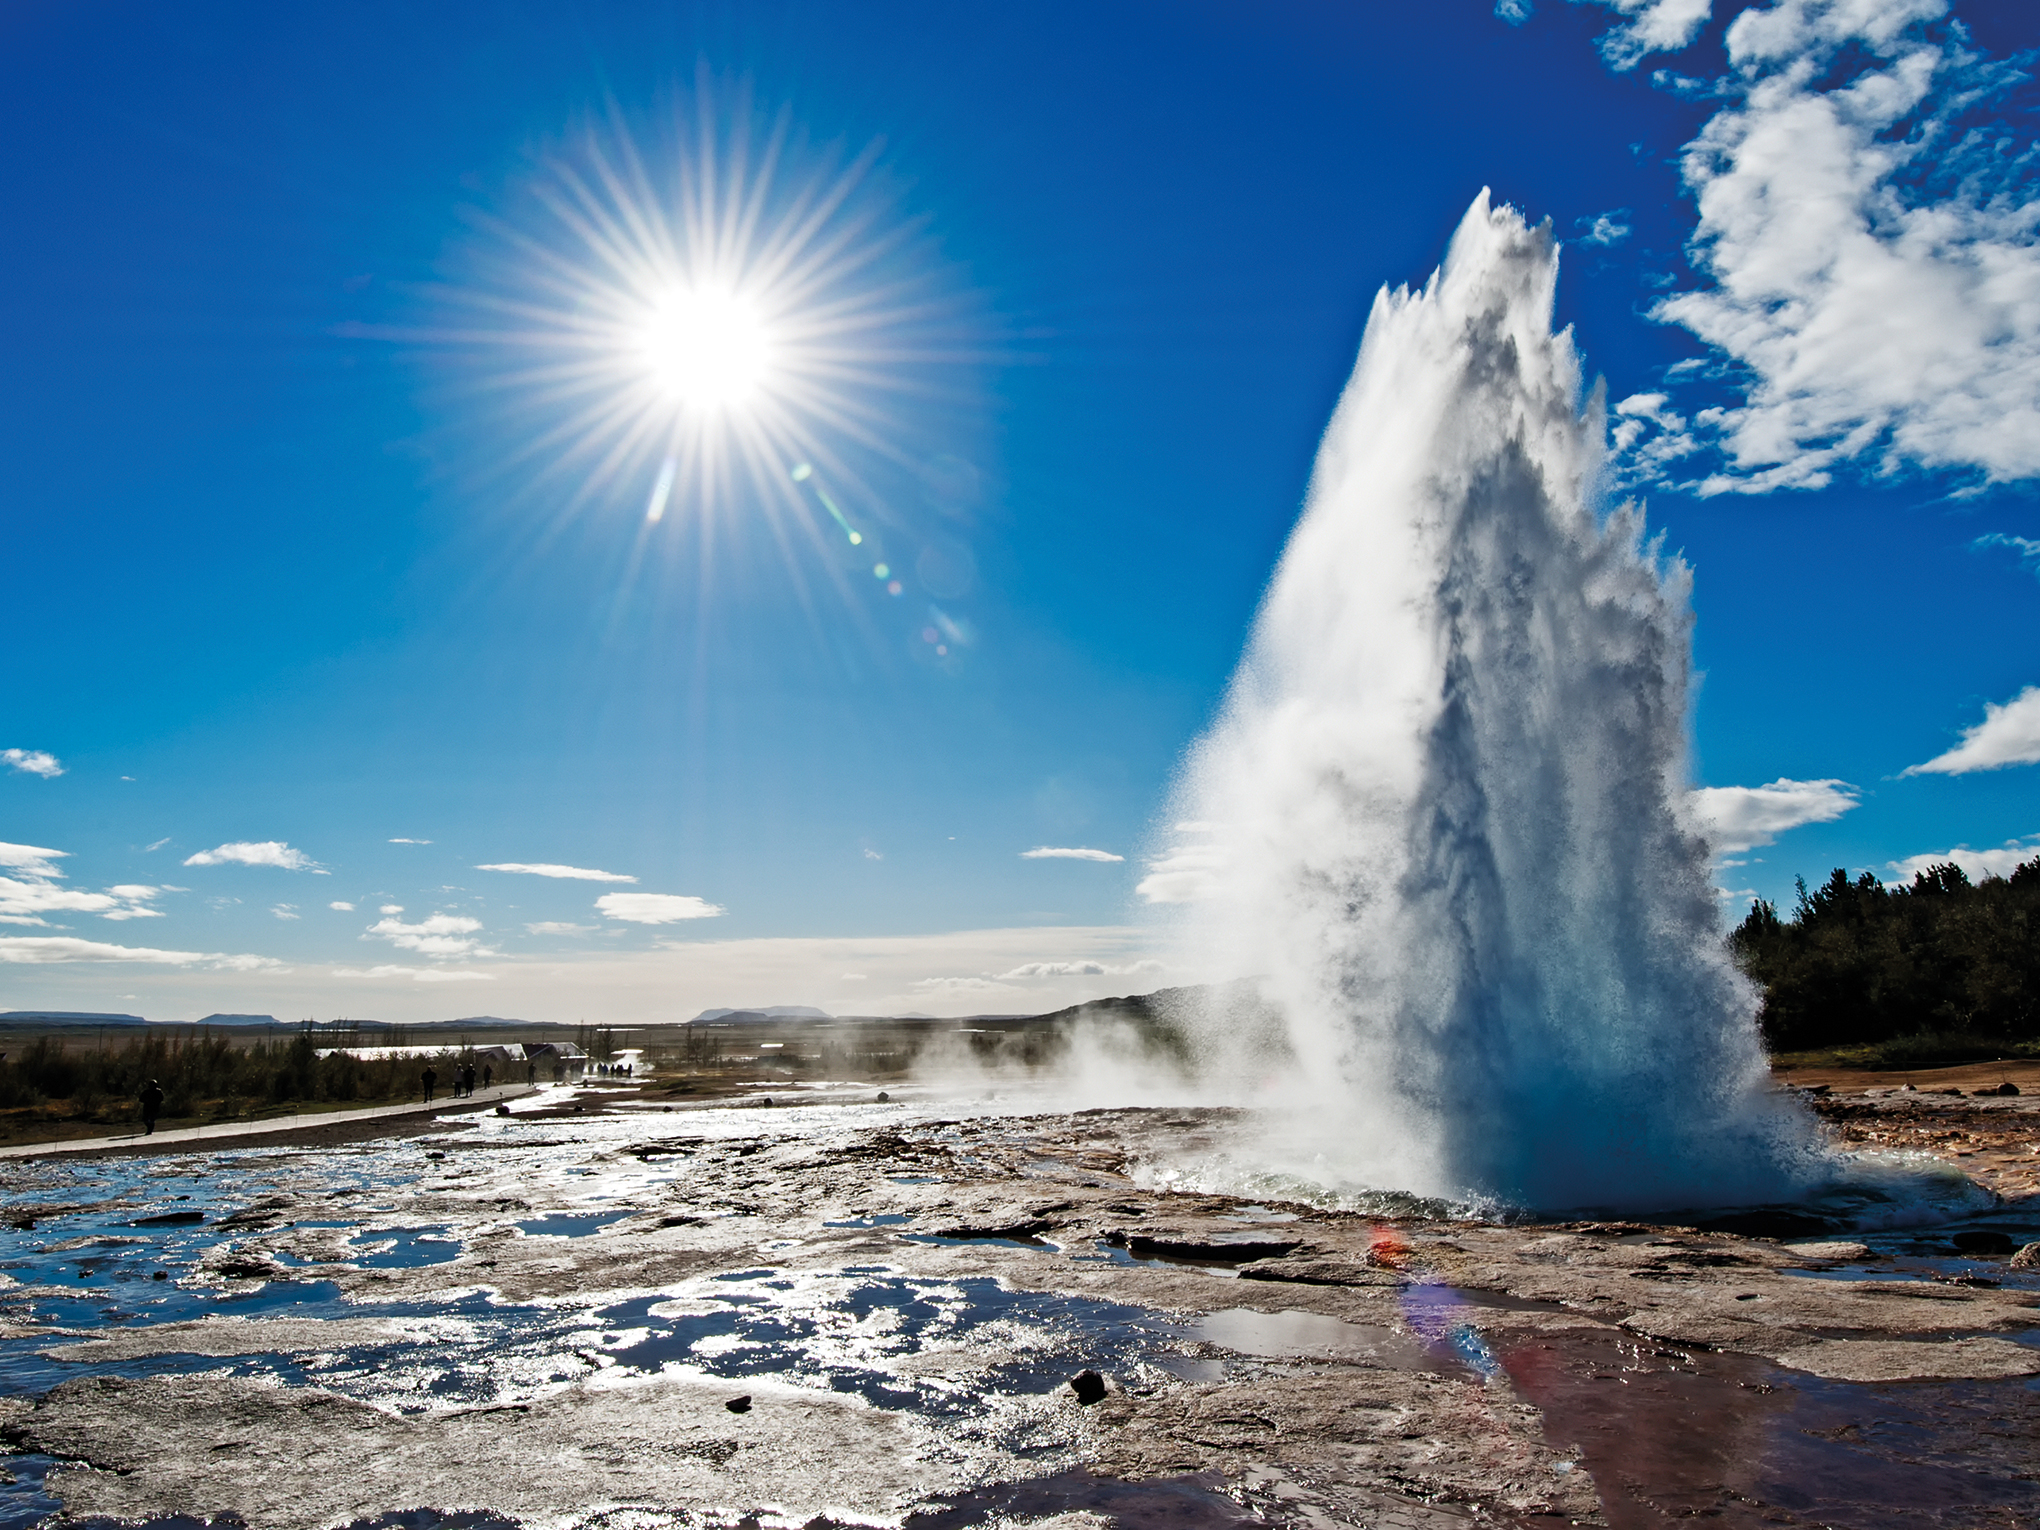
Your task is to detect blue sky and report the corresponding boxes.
[4,0,2036,1022]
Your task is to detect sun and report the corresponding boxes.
[640,287,775,410]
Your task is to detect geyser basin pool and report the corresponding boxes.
[0,1093,2035,1530]
[1157,193,1819,1214]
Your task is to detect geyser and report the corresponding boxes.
[1162,193,1819,1214]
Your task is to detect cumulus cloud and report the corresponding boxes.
[184,841,324,872]
[477,862,637,882]
[1,749,63,778]
[1688,777,1860,852]
[1495,0,1534,25]
[1611,0,2040,494]
[1019,847,1124,863]
[595,892,725,924]
[272,904,300,921]
[1889,835,2040,884]
[366,911,492,958]
[388,838,432,845]
[1582,0,1712,71]
[525,921,596,935]
[1903,686,2040,775]
[0,845,169,926]
[0,936,278,969]
[329,901,356,912]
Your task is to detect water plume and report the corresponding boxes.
[1159,192,1820,1214]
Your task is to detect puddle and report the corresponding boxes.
[347,1227,462,1269]
[1502,1326,2040,1529]
[824,1213,914,1228]
[512,1211,630,1239]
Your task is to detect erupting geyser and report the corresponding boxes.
[1165,193,1821,1214]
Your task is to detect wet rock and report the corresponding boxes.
[1106,1231,1302,1264]
[1691,1208,1836,1239]
[1974,1082,2021,1096]
[876,1092,889,1103]
[1950,1230,2017,1255]
[1783,1241,1871,1261]
[1773,1336,2040,1382]
[131,1210,205,1227]
[2010,1242,2040,1268]
[1237,1259,1398,1288]
[725,1394,752,1413]
[1069,1370,1107,1405]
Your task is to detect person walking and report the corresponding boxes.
[482,1063,494,1091]
[138,1078,165,1136]
[421,1064,438,1103]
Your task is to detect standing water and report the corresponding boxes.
[1159,193,1821,1214]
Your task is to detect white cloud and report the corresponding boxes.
[1889,835,2040,885]
[1019,847,1124,863]
[1582,0,1711,71]
[1135,839,1227,905]
[863,849,883,861]
[366,912,492,958]
[595,892,725,924]
[272,905,300,921]
[329,901,356,912]
[1575,210,1634,245]
[477,862,637,882]
[333,963,496,982]
[1688,777,1860,852]
[389,838,433,845]
[0,842,69,879]
[184,841,324,872]
[1495,0,1534,25]
[380,904,404,914]
[2,749,64,779]
[1613,0,2040,494]
[912,975,1015,994]
[1903,686,2040,775]
[995,959,1166,981]
[525,921,596,935]
[1975,532,2040,579]
[0,936,278,969]
[144,837,170,852]
[0,848,168,926]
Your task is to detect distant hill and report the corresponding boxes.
[688,1005,834,1024]
[196,1013,281,1028]
[0,1011,147,1027]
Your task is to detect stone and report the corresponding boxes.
[1069,1370,1107,1405]
[1773,1336,2040,1382]
[2009,1242,2040,1268]
[1951,1231,2018,1255]
[725,1395,752,1413]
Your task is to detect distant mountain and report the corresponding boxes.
[196,1013,281,1027]
[687,1005,834,1024]
[0,1011,147,1027]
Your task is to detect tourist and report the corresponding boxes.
[482,1064,494,1091]
[138,1078,164,1136]
[421,1064,438,1103]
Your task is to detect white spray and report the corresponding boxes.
[1159,193,1819,1214]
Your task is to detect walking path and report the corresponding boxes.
[0,1082,540,1160]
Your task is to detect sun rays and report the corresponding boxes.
[444,72,984,638]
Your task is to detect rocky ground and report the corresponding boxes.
[0,1082,2033,1530]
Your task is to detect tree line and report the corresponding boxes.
[0,1027,445,1123]
[1730,856,2040,1057]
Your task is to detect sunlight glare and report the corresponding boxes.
[641,288,775,409]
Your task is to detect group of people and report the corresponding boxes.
[419,1060,494,1103]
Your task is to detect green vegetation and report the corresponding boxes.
[1732,857,2040,1063]
[0,1026,445,1141]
